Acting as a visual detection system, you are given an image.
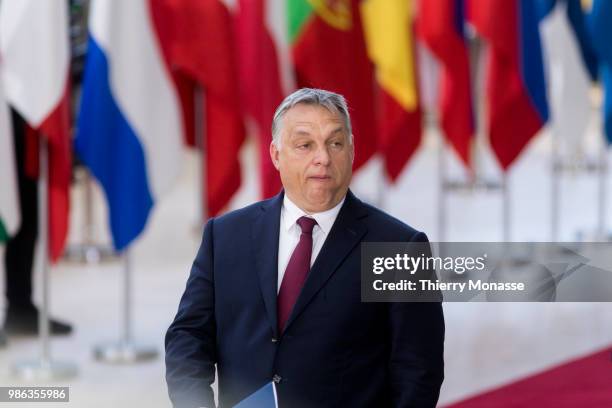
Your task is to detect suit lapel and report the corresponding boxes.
[283,191,368,334]
[251,192,284,338]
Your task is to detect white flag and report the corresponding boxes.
[540,2,593,154]
[0,0,69,126]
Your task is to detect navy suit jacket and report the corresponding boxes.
[165,191,444,408]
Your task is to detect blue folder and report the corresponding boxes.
[233,382,278,408]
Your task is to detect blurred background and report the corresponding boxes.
[1,0,612,406]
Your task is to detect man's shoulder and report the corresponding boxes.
[357,199,425,242]
[209,195,277,229]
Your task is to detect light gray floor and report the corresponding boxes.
[1,122,611,407]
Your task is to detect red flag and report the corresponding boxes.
[468,0,549,169]
[289,0,377,171]
[378,89,422,181]
[39,84,71,262]
[417,0,474,167]
[235,0,290,199]
[151,0,245,216]
[18,97,71,263]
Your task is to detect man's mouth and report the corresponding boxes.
[308,175,332,181]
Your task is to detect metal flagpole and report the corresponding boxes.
[12,138,77,380]
[437,127,447,242]
[499,169,532,267]
[573,124,610,242]
[62,168,117,263]
[499,164,535,263]
[194,85,208,233]
[374,157,389,212]
[502,172,510,242]
[551,132,561,242]
[93,248,157,363]
[596,139,609,241]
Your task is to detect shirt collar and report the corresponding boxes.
[282,194,345,235]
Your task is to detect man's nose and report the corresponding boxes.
[312,145,331,165]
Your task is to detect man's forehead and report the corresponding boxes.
[284,105,344,127]
[291,120,344,128]
[287,103,342,118]
[287,122,346,139]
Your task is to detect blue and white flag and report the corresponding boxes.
[75,0,183,250]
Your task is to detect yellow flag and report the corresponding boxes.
[361,0,417,110]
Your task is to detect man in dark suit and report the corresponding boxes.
[165,88,444,408]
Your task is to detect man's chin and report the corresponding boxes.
[303,193,342,212]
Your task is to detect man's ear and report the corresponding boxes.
[350,135,355,164]
[270,142,280,170]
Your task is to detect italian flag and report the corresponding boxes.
[0,0,71,261]
[288,0,377,171]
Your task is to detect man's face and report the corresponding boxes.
[270,103,354,213]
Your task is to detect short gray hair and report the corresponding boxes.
[271,88,353,147]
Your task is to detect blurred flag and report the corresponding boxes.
[235,0,294,199]
[288,0,377,171]
[0,78,19,242]
[417,0,474,167]
[151,0,245,216]
[76,0,183,251]
[468,0,549,169]
[416,41,442,116]
[588,0,612,144]
[539,0,598,153]
[362,0,423,181]
[0,0,71,261]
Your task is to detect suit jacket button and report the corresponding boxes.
[271,337,278,343]
[272,374,282,384]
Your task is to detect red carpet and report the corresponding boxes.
[445,347,612,408]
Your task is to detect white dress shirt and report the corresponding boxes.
[277,195,345,292]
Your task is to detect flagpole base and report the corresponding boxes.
[11,360,78,381]
[93,341,158,364]
[62,244,118,264]
[442,179,503,193]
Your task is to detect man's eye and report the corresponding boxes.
[330,141,343,148]
[297,143,310,150]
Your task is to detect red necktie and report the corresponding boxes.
[277,216,317,333]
